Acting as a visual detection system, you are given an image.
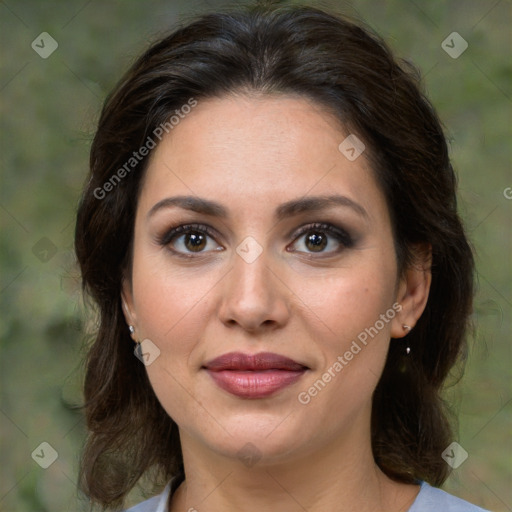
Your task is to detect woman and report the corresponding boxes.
[74,3,489,511]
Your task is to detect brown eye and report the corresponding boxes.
[159,224,223,257]
[184,232,207,252]
[304,232,328,252]
[288,222,354,255]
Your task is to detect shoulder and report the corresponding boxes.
[123,481,172,512]
[409,481,491,512]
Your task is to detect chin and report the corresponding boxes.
[190,410,316,464]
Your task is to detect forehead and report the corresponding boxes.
[138,94,386,224]
[149,93,347,171]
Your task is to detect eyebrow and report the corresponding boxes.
[147,194,368,221]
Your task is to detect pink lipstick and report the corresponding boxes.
[203,352,308,399]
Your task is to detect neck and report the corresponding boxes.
[169,411,419,512]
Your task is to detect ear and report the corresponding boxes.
[391,243,432,339]
[121,278,137,342]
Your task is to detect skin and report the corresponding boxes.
[122,94,432,512]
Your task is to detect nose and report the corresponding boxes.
[218,246,290,333]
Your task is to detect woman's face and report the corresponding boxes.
[123,94,419,465]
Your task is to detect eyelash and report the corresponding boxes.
[291,222,354,253]
[157,222,354,258]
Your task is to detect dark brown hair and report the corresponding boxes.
[75,3,475,509]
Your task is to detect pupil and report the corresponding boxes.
[306,232,326,252]
[186,232,206,251]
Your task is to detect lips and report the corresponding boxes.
[203,352,308,399]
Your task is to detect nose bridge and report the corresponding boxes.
[234,245,270,297]
[219,239,289,330]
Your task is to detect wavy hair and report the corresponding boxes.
[75,3,475,509]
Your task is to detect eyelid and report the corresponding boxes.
[157,223,221,247]
[157,220,354,257]
[288,222,354,249]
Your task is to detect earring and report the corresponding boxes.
[402,325,411,355]
[129,325,135,335]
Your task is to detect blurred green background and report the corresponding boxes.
[0,0,510,510]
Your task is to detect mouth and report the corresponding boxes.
[202,352,309,399]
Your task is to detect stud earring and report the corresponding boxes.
[128,325,135,335]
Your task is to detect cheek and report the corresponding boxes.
[293,266,396,405]
[294,263,396,344]
[131,267,214,423]
[132,247,208,332]
[131,259,216,370]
